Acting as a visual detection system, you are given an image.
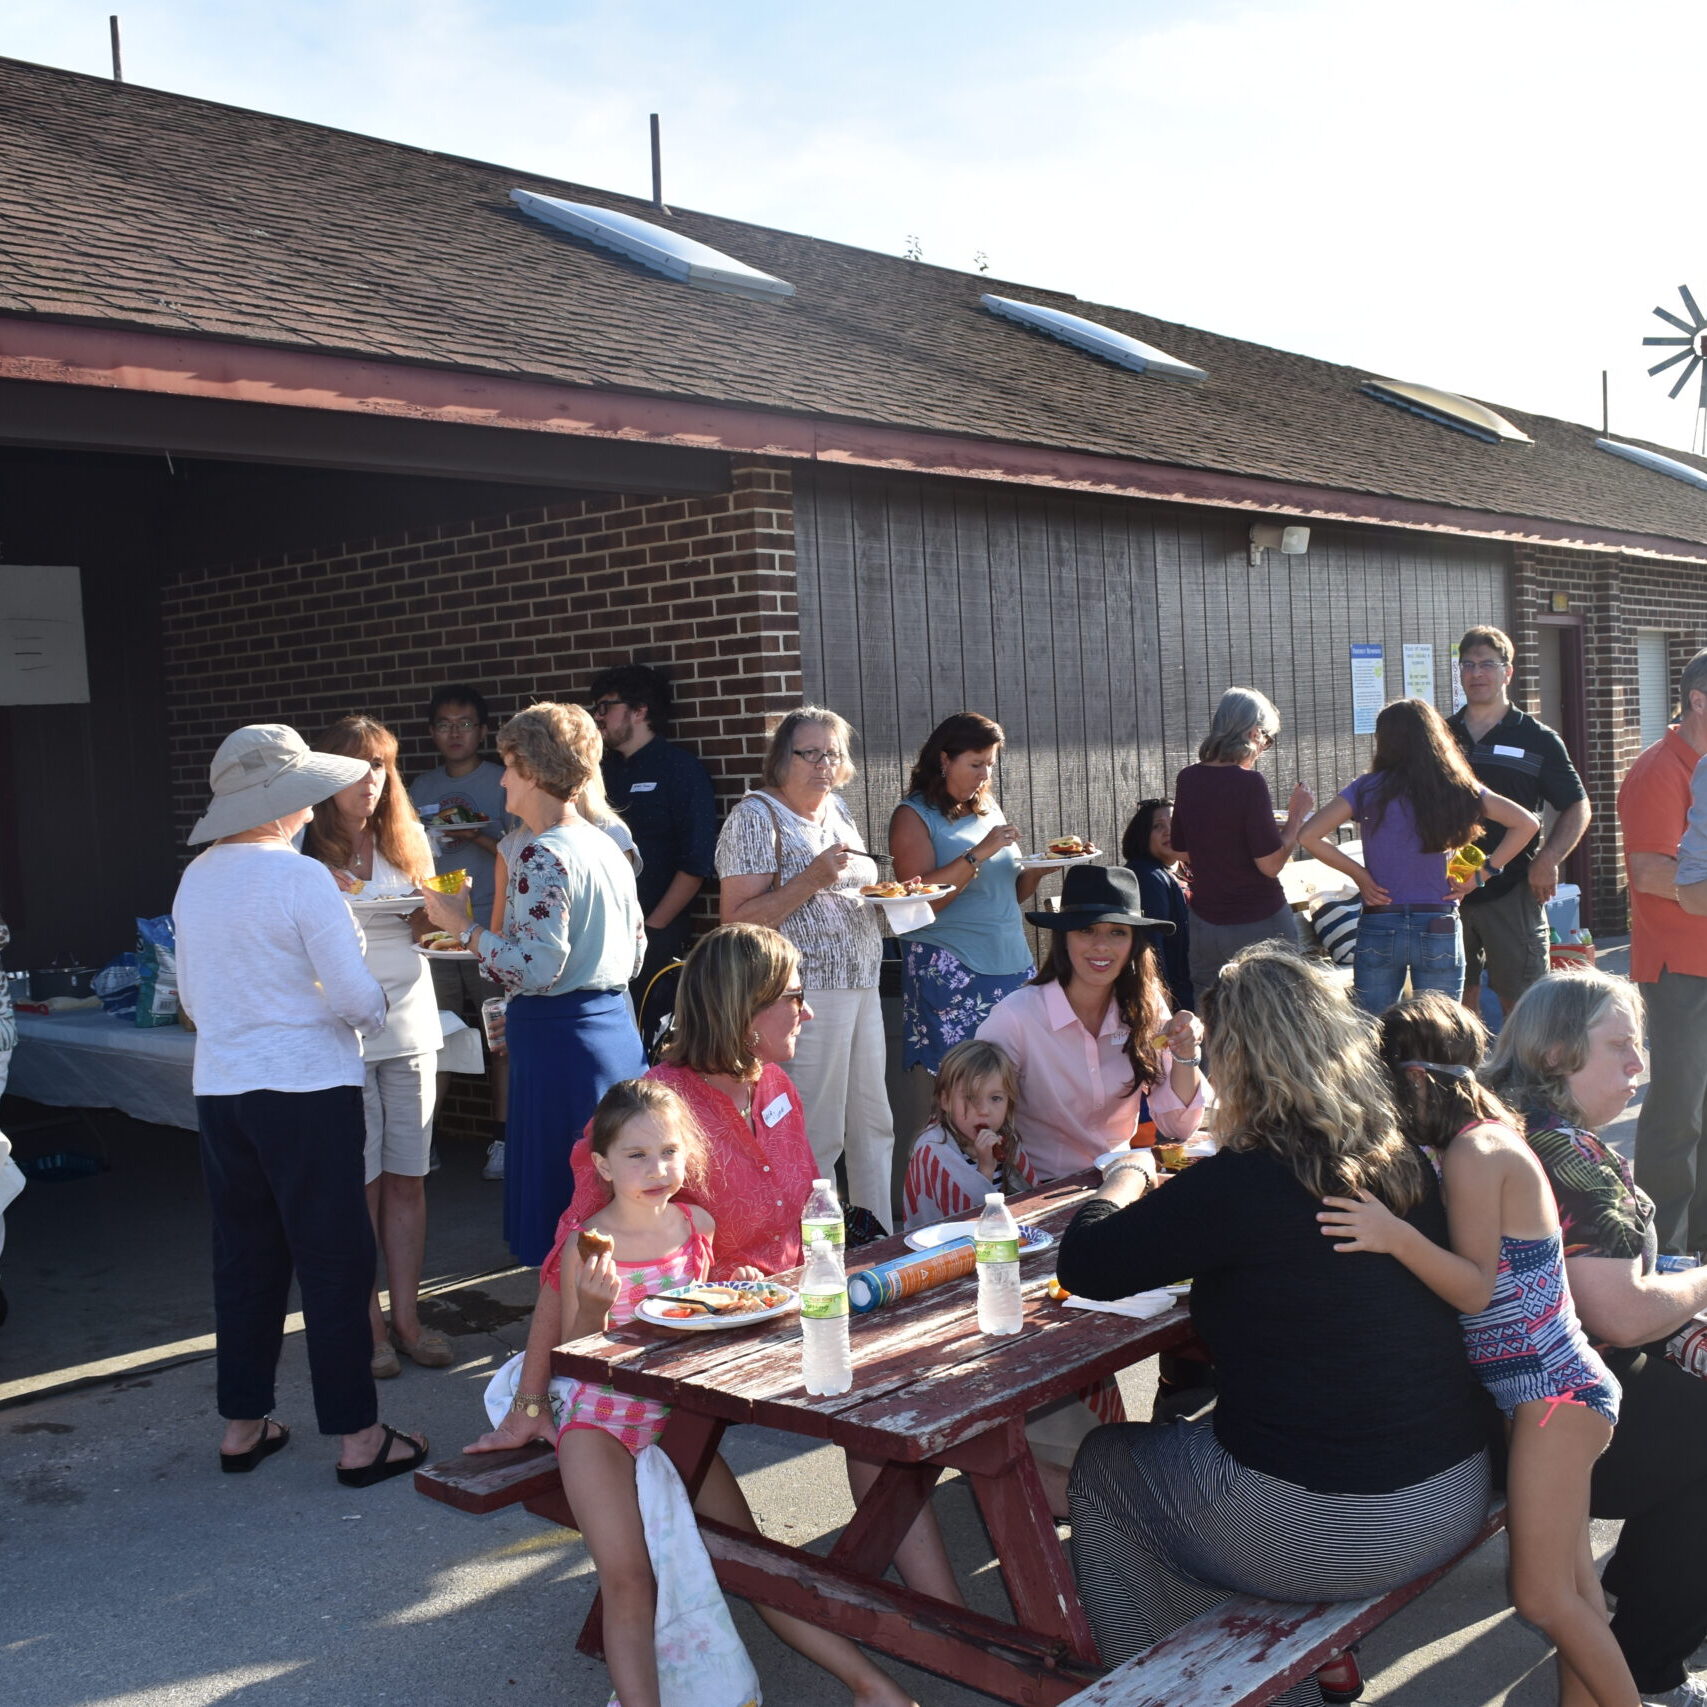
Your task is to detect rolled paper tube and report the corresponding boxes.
[847,1241,976,1313]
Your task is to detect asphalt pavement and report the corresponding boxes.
[3,938,1689,1707]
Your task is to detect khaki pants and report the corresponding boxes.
[783,984,896,1231]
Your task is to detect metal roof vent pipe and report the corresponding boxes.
[650,113,669,215]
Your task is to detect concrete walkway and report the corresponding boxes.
[3,938,1691,1707]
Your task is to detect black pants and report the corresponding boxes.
[630,915,692,1011]
[1594,1345,1707,1693]
[198,1086,378,1437]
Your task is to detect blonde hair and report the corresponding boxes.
[1483,969,1646,1129]
[1206,944,1427,1212]
[496,702,600,801]
[759,706,858,790]
[662,924,800,1080]
[930,1039,1021,1156]
[588,1078,708,1195]
[304,716,433,880]
[577,755,620,829]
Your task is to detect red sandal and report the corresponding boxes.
[1315,1648,1364,1703]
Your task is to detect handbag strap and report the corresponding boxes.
[752,793,788,894]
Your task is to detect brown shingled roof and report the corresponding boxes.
[5,54,1707,548]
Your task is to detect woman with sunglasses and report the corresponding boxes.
[716,707,896,1231]
[1170,686,1315,998]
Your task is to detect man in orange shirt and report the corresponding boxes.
[1618,647,1707,1256]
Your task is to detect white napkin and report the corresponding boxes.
[1064,1289,1176,1320]
[885,898,937,934]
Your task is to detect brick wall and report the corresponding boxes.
[1510,543,1707,929]
[161,458,802,1139]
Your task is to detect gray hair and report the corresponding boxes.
[1678,647,1707,719]
[759,706,858,790]
[1482,969,1645,1129]
[1199,686,1282,764]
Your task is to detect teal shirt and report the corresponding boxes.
[896,795,1033,976]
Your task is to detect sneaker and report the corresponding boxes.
[483,1140,505,1180]
[1643,1675,1707,1706]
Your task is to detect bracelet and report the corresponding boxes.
[1172,1054,1201,1067]
[510,1391,552,1419]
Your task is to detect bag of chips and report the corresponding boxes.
[136,915,180,1027]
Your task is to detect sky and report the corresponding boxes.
[9,0,1707,454]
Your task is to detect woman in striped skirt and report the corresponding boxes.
[1056,944,1494,1705]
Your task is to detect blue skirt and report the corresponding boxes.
[901,941,1033,1073]
[503,988,646,1267]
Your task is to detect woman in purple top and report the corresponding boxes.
[1170,687,1315,997]
[1300,698,1539,1015]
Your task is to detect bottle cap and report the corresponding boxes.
[985,1192,1004,1206]
[812,1178,834,1190]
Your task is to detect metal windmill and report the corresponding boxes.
[1643,285,1707,452]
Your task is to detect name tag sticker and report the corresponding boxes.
[1492,745,1526,759]
[761,1094,791,1128]
[629,781,658,794]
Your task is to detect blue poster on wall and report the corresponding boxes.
[1350,642,1385,734]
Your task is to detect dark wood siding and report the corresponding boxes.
[795,469,1511,857]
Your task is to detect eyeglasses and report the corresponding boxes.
[432,718,480,733]
[590,697,626,717]
[772,988,807,1008]
[792,748,845,768]
[1458,658,1507,674]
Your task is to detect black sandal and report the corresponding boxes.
[219,1418,290,1474]
[335,1424,428,1488]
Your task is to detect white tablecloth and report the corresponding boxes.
[10,1010,486,1133]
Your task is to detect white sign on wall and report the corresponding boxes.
[1403,643,1435,705]
[0,566,89,705]
[1350,642,1385,735]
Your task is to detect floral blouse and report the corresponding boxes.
[471,821,642,997]
[540,1061,818,1287]
[1526,1118,1657,1270]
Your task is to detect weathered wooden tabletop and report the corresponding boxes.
[551,1172,1196,1706]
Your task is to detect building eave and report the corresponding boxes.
[5,316,1705,566]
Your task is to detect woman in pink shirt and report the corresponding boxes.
[978,865,1207,1179]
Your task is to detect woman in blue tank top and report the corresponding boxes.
[889,713,1044,1073]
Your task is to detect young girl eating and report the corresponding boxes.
[1319,993,1634,1707]
[902,1039,1034,1230]
[556,1078,919,1707]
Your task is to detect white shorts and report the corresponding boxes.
[362,1053,436,1182]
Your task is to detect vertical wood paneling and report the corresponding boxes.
[792,472,1510,860]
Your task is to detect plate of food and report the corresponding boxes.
[347,892,422,916]
[858,879,953,908]
[420,807,493,830]
[414,930,477,959]
[635,1278,799,1331]
[903,1222,1055,1254]
[1016,837,1100,870]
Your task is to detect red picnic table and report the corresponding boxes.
[550,1173,1196,1706]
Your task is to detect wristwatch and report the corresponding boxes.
[511,1391,551,1420]
[459,922,480,948]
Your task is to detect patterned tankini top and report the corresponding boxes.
[556,1206,712,1454]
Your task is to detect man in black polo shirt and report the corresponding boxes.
[1447,624,1591,1014]
[588,664,718,1002]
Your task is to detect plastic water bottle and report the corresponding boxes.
[800,1240,853,1395]
[801,1177,846,1271]
[976,1192,1024,1336]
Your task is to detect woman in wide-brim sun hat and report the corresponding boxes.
[174,724,428,1488]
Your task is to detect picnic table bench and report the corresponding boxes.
[416,1177,1505,1705]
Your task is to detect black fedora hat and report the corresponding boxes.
[1025,864,1175,934]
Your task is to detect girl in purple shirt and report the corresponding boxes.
[1300,699,1537,1015]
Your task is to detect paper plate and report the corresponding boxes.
[902,1222,1054,1254]
[1015,849,1099,871]
[414,945,479,960]
[858,886,953,907]
[635,1279,798,1332]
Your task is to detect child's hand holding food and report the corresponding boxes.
[972,1125,1006,1180]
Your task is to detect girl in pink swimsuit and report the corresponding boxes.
[1320,993,1636,1707]
[556,1078,922,1707]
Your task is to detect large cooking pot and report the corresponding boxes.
[31,966,97,999]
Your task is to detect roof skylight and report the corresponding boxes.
[510,190,795,301]
[1596,438,1707,492]
[1362,379,1532,445]
[981,295,1207,383]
